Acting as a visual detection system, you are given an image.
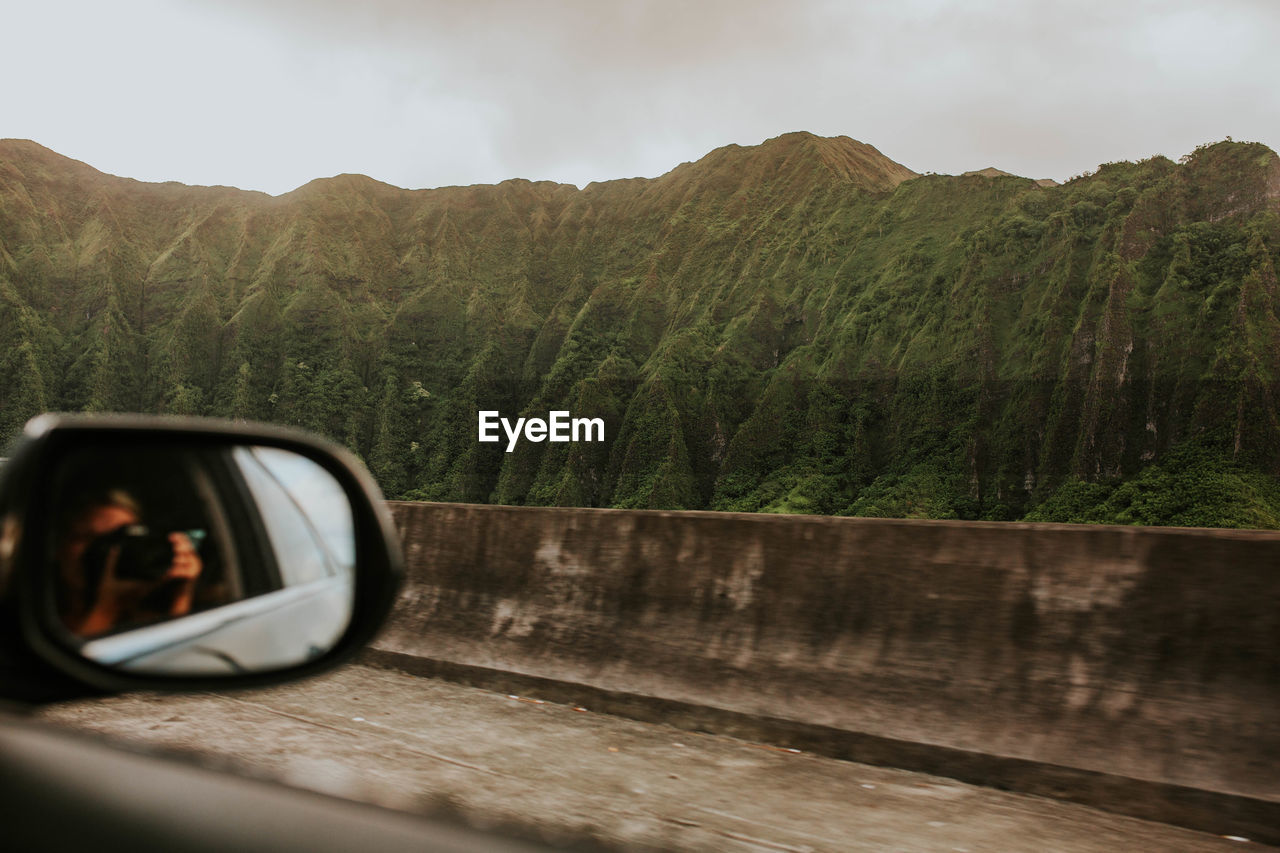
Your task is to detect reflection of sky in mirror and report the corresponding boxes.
[250,447,355,569]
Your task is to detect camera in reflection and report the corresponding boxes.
[82,524,206,584]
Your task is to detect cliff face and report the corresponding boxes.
[2,133,1278,525]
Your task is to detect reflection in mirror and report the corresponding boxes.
[46,442,355,675]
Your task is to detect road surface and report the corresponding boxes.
[38,663,1262,852]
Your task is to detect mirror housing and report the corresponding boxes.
[0,414,403,699]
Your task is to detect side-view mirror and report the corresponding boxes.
[0,414,403,696]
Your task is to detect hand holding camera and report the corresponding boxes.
[76,525,206,636]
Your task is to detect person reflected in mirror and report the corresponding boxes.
[56,490,204,637]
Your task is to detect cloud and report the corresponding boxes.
[6,0,1278,192]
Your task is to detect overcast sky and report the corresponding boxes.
[6,0,1278,195]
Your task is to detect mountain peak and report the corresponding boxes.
[675,132,917,195]
[0,138,104,180]
[958,165,1059,187]
[961,166,1016,179]
[770,132,918,186]
[284,172,402,198]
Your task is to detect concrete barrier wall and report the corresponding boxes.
[376,502,1280,802]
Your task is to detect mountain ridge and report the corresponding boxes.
[0,131,924,199]
[1,133,1278,526]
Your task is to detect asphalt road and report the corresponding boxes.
[37,663,1263,852]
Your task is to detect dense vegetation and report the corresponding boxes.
[2,132,1279,527]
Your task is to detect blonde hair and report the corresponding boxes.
[59,488,143,536]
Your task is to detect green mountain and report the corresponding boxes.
[2,132,1279,526]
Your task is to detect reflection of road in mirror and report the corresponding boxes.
[81,576,352,675]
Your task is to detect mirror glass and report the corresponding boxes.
[45,441,355,675]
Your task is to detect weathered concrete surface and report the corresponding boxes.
[37,664,1263,852]
[378,503,1280,815]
